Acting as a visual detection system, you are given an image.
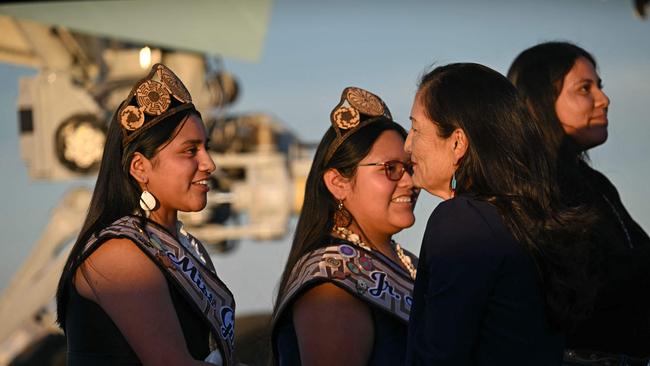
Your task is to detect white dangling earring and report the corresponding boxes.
[140,189,157,214]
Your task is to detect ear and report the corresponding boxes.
[451,128,468,165]
[129,152,152,186]
[323,168,352,201]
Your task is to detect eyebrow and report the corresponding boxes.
[574,77,601,85]
[180,138,208,147]
[362,157,410,164]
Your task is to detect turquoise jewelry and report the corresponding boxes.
[451,172,457,198]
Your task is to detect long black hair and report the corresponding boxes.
[55,107,198,329]
[273,119,407,312]
[507,41,600,203]
[418,63,595,330]
[507,41,596,159]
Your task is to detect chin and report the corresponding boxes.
[394,216,416,230]
[411,173,424,188]
[581,133,608,150]
[185,201,208,212]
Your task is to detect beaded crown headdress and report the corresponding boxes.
[117,63,195,146]
[324,87,394,164]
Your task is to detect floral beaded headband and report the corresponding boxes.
[323,87,394,164]
[117,63,195,146]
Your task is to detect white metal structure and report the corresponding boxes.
[0,13,311,365]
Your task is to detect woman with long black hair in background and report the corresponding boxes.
[509,41,650,364]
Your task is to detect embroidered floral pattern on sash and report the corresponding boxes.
[274,241,415,325]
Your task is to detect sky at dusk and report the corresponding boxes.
[1,0,649,315]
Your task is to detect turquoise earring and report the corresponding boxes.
[451,172,457,198]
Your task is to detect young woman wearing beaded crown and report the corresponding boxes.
[271,87,420,366]
[55,64,234,366]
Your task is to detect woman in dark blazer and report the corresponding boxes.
[404,63,595,366]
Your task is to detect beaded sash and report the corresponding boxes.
[81,215,236,366]
[274,240,416,325]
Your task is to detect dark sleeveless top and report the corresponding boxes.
[65,276,210,365]
[272,237,417,366]
[63,216,234,365]
[274,304,409,366]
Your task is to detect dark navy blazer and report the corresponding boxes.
[406,195,564,366]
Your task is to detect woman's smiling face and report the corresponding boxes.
[146,114,216,220]
[405,93,458,200]
[344,130,418,239]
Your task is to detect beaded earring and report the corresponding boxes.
[333,199,352,227]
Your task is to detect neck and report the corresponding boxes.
[346,222,393,253]
[430,188,454,200]
[148,210,178,235]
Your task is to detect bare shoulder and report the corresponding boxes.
[73,238,212,365]
[294,282,368,312]
[292,282,374,366]
[74,237,164,302]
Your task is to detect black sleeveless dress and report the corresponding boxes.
[65,278,210,365]
[63,217,216,365]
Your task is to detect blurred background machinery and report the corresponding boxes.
[0,3,312,364]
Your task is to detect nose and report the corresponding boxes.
[404,131,413,154]
[200,149,216,174]
[595,86,610,110]
[398,163,414,188]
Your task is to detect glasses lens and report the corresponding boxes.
[405,161,413,176]
[385,161,405,181]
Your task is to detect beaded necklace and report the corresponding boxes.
[333,226,417,280]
